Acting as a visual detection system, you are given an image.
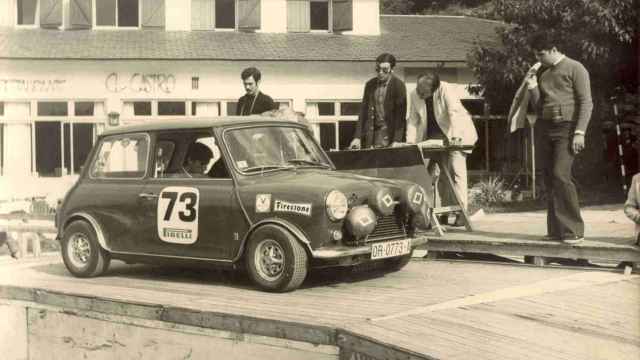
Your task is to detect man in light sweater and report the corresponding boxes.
[526,32,593,244]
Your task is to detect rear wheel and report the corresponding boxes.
[245,225,308,292]
[61,221,111,278]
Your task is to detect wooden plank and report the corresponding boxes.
[337,329,436,360]
[26,308,338,360]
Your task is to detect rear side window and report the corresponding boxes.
[90,134,149,179]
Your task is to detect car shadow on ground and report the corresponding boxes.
[30,259,396,292]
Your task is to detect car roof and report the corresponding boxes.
[100,116,303,137]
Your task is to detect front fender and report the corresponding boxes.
[233,218,312,262]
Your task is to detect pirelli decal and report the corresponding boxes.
[273,200,312,216]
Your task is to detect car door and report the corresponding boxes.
[137,131,244,261]
[78,132,150,253]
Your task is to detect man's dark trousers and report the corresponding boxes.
[540,121,584,239]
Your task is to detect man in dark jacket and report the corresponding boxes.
[237,67,277,116]
[349,53,407,149]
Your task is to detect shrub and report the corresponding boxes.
[474,177,506,205]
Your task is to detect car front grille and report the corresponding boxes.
[366,214,407,242]
[344,213,407,246]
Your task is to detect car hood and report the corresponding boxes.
[238,168,412,196]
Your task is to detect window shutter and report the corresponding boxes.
[287,0,309,33]
[238,0,260,30]
[40,0,62,28]
[142,0,165,28]
[332,0,352,32]
[191,0,214,30]
[70,0,92,28]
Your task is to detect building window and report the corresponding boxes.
[96,0,140,27]
[310,0,328,30]
[0,124,3,176]
[75,101,95,116]
[17,0,38,26]
[224,99,291,115]
[215,0,235,29]
[38,101,68,116]
[34,101,104,177]
[191,101,220,116]
[306,100,360,151]
[133,101,152,116]
[158,101,186,116]
[192,0,235,30]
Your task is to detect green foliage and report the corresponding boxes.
[473,177,506,205]
[467,0,638,113]
[380,0,416,14]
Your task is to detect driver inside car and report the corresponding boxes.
[182,142,213,178]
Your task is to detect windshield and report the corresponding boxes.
[224,126,331,174]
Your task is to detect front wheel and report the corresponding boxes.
[245,225,308,292]
[61,220,110,277]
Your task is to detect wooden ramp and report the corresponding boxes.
[1,254,638,359]
[422,210,640,266]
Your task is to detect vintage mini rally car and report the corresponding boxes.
[56,117,429,292]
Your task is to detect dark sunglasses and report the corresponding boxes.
[375,66,391,74]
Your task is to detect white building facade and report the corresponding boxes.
[0,0,499,201]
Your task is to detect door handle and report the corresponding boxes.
[138,192,158,199]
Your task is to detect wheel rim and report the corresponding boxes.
[67,233,91,269]
[254,238,285,281]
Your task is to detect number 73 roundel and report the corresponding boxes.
[157,187,199,244]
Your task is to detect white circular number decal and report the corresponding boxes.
[157,187,199,244]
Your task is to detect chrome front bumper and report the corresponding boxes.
[310,235,428,259]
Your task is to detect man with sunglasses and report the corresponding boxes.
[349,53,407,149]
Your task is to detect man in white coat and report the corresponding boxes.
[406,72,478,225]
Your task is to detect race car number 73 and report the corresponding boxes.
[157,187,200,244]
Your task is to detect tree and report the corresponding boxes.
[467,0,638,186]
[380,0,415,14]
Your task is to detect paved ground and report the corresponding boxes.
[1,207,638,359]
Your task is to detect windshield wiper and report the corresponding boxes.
[243,164,295,173]
[287,159,331,168]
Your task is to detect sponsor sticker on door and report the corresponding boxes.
[255,194,271,213]
[273,200,312,216]
[157,186,199,244]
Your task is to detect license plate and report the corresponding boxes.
[370,239,411,260]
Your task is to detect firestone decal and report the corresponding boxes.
[255,194,272,213]
[157,186,199,244]
[273,200,312,216]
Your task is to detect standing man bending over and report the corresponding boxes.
[237,67,277,116]
[526,32,593,244]
[406,72,477,225]
[349,53,407,149]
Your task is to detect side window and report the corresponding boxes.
[90,134,149,179]
[155,135,230,179]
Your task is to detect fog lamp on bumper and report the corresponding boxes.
[371,187,396,216]
[401,184,426,213]
[345,205,377,240]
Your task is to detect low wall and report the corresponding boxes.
[0,286,432,360]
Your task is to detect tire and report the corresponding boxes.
[385,250,413,272]
[245,225,308,292]
[61,220,111,278]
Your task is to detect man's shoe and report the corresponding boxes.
[541,234,560,241]
[562,236,584,245]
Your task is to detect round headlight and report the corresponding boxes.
[371,187,396,216]
[402,184,426,213]
[326,190,348,221]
